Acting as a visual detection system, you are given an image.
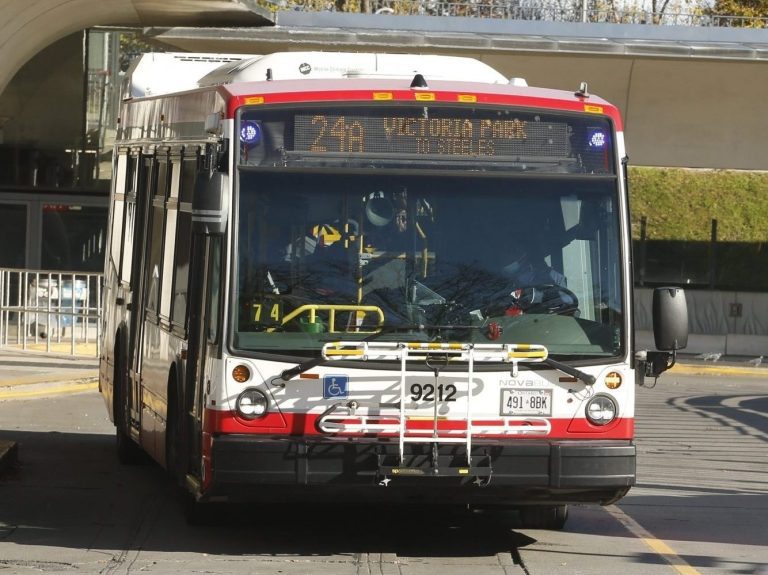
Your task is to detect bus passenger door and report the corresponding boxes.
[185,234,222,478]
[122,153,152,431]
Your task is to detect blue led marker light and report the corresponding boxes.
[240,121,262,145]
[588,130,607,148]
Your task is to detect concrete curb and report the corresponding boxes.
[0,371,98,389]
[0,379,99,400]
[669,362,767,377]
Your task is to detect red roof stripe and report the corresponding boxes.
[226,88,623,129]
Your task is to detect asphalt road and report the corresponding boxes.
[0,366,766,574]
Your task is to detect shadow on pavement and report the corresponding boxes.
[0,428,537,558]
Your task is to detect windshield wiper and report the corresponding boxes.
[277,326,595,386]
[276,323,478,382]
[542,357,595,386]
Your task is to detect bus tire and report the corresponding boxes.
[519,505,569,530]
[113,345,144,465]
[165,370,188,487]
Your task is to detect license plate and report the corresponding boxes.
[500,389,552,416]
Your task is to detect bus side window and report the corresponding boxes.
[170,153,197,330]
[109,153,129,278]
[160,155,181,322]
[144,156,168,315]
[120,153,140,285]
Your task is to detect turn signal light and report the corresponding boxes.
[232,364,251,383]
[604,371,622,389]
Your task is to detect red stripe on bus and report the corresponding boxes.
[204,409,633,440]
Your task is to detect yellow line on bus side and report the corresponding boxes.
[605,505,702,575]
[0,380,98,400]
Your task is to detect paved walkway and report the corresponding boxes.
[0,348,99,474]
[0,347,98,390]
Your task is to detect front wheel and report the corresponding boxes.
[518,505,569,530]
[113,351,144,465]
[165,373,190,487]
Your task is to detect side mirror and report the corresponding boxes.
[653,286,688,351]
[637,287,688,385]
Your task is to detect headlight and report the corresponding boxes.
[236,388,268,419]
[585,394,618,426]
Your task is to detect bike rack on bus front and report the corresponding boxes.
[318,341,550,484]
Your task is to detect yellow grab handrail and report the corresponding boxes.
[281,304,385,334]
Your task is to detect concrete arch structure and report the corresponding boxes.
[0,0,268,95]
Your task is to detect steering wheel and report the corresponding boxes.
[483,284,579,317]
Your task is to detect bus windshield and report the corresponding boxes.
[232,170,623,360]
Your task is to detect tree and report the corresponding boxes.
[707,0,768,26]
[256,0,722,24]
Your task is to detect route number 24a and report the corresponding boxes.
[410,383,457,402]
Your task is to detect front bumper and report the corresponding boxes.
[207,436,635,505]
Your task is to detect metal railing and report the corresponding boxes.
[0,268,103,357]
[263,0,768,28]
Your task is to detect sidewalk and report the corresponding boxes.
[1,348,99,475]
[0,347,98,392]
[671,352,768,376]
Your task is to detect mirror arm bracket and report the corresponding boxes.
[636,350,676,387]
[645,350,676,378]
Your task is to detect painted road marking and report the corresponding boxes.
[0,380,98,400]
[0,371,97,387]
[606,505,702,575]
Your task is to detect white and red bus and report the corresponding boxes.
[99,51,687,528]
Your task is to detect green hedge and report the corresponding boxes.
[629,167,768,241]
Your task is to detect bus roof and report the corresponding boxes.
[124,51,516,98]
[198,52,512,86]
[120,51,622,130]
[123,52,250,98]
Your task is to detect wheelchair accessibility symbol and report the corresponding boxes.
[323,375,349,399]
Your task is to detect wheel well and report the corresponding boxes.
[111,330,124,420]
[165,361,192,482]
[165,363,183,461]
[167,364,179,410]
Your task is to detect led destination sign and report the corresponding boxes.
[294,114,570,158]
[238,105,614,173]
